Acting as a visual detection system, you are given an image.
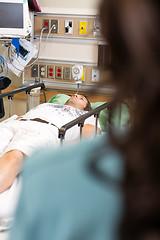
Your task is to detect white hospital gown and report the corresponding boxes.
[0,103,99,157]
[21,103,99,142]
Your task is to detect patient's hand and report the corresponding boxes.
[82,124,101,139]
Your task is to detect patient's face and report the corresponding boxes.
[65,94,88,110]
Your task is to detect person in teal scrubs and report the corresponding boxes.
[10,0,160,239]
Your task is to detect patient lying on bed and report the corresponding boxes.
[0,94,101,196]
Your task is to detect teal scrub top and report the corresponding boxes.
[10,135,124,240]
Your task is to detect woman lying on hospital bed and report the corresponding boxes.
[0,94,101,223]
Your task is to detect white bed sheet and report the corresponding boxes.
[0,176,21,231]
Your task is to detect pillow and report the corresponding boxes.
[48,94,130,131]
[48,94,70,105]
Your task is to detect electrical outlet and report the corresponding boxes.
[42,19,50,33]
[47,65,54,79]
[39,65,47,78]
[51,20,59,34]
[65,20,73,34]
[80,68,86,81]
[31,64,39,77]
[55,66,62,79]
[63,67,71,80]
[79,21,87,35]
[91,69,99,82]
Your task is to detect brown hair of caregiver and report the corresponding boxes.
[100,0,160,239]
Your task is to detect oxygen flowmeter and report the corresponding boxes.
[72,65,83,81]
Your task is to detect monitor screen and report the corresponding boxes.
[0,3,23,29]
[0,0,32,38]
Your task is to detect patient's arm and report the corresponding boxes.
[82,124,101,139]
[0,150,24,194]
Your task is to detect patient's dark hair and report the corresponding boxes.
[99,0,160,239]
[84,96,92,111]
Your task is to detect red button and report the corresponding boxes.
[44,22,49,26]
[49,68,53,72]
[57,73,61,77]
[57,69,61,72]
[49,73,53,76]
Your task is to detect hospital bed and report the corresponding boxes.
[0,84,130,238]
[0,84,130,143]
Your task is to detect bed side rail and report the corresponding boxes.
[58,101,112,145]
[0,83,46,117]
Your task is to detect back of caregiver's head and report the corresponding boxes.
[100,0,160,239]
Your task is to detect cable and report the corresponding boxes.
[25,27,48,68]
[46,24,56,42]
[0,55,8,79]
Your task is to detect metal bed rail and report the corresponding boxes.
[0,83,46,117]
[58,101,112,145]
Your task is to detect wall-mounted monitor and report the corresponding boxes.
[0,0,32,38]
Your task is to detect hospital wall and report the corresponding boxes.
[0,0,113,121]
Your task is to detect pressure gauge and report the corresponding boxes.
[72,65,83,81]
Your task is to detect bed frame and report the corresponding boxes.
[0,83,117,145]
[58,101,112,145]
[0,82,46,117]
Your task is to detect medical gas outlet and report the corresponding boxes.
[79,21,87,35]
[43,19,50,33]
[65,20,73,34]
[51,20,59,34]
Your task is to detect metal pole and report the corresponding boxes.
[58,127,66,147]
[42,88,46,103]
[60,135,64,147]
[94,113,99,136]
[78,122,84,141]
[26,91,30,112]
[8,96,13,117]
